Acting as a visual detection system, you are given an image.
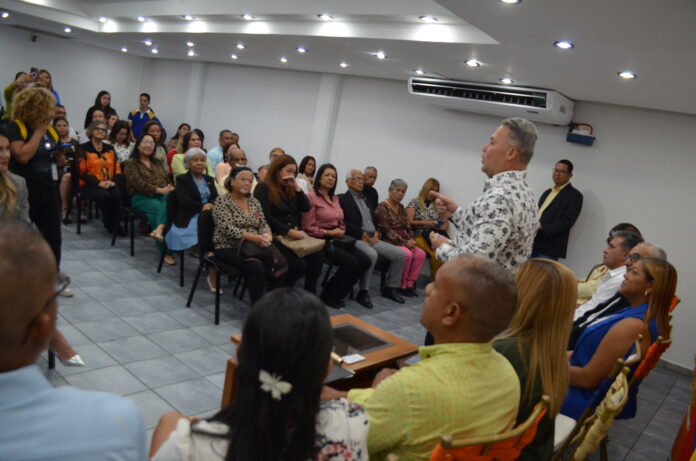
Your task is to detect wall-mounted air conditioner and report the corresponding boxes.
[408,77,574,126]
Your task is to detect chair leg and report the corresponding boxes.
[187,263,204,307]
[380,270,387,293]
[214,271,221,325]
[76,195,82,235]
[156,251,166,273]
[599,436,609,461]
[130,215,135,257]
[48,350,56,369]
[233,276,242,295]
[179,251,185,287]
[239,279,247,301]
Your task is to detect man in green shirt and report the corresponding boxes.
[327,255,521,461]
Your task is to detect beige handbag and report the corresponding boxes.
[275,230,325,257]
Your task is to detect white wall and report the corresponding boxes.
[2,27,693,369]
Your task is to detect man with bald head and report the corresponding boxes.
[339,169,407,306]
[342,255,520,460]
[0,222,146,460]
[568,242,668,349]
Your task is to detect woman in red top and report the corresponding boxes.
[302,163,371,309]
[77,120,123,235]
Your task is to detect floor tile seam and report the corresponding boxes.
[123,354,203,378]
[54,339,138,379]
[149,379,220,414]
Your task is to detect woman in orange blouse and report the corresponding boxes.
[375,179,426,297]
[77,120,123,235]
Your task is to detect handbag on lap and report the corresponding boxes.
[275,229,325,257]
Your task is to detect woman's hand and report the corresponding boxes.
[281,175,301,192]
[259,232,273,247]
[202,203,213,211]
[331,228,345,239]
[406,239,416,250]
[156,185,175,195]
[425,220,438,229]
[286,229,305,240]
[98,180,112,189]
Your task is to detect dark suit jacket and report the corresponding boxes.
[173,172,218,228]
[363,185,379,210]
[339,191,375,239]
[533,183,583,259]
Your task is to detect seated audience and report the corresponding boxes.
[0,221,146,460]
[570,242,667,349]
[375,179,426,297]
[84,90,116,129]
[150,288,368,461]
[2,72,32,121]
[268,146,285,164]
[302,163,371,309]
[54,105,79,140]
[166,148,217,272]
[133,120,168,171]
[192,128,206,150]
[257,164,269,182]
[574,230,643,321]
[329,255,520,461]
[54,117,80,223]
[339,169,407,305]
[297,155,316,192]
[170,131,213,180]
[77,121,123,235]
[166,123,190,151]
[362,166,379,209]
[406,177,449,278]
[206,129,237,171]
[254,155,324,294]
[215,143,255,194]
[577,223,643,304]
[106,113,119,135]
[79,108,106,144]
[123,134,175,264]
[128,93,163,139]
[562,257,677,419]
[493,258,576,460]
[108,120,132,164]
[213,166,283,303]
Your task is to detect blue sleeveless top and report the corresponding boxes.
[560,303,657,419]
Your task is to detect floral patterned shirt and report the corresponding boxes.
[436,170,538,273]
[375,201,414,246]
[406,198,441,237]
[151,398,368,461]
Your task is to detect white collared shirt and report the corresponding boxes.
[574,265,627,321]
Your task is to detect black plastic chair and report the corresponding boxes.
[186,210,245,325]
[156,192,186,287]
[110,178,149,257]
[69,154,97,235]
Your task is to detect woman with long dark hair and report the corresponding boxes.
[297,155,316,190]
[150,288,368,461]
[166,123,190,151]
[302,163,372,308]
[84,90,116,129]
[254,155,324,294]
[108,120,132,164]
[170,130,213,180]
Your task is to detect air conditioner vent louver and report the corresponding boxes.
[408,77,574,125]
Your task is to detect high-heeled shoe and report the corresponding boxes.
[207,277,223,294]
[59,354,86,367]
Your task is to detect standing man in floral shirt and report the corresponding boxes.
[430,117,539,274]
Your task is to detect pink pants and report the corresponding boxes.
[397,246,426,288]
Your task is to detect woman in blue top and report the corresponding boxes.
[561,258,677,419]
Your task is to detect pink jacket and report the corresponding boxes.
[302,190,345,238]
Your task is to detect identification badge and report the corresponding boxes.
[51,163,59,181]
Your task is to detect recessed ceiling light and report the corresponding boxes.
[182,15,194,21]
[63,27,72,33]
[230,54,238,60]
[236,42,245,50]
[121,47,128,53]
[151,48,158,54]
[1,11,10,19]
[419,15,438,23]
[499,0,521,3]
[500,77,514,84]
[296,47,307,54]
[318,13,334,21]
[415,68,425,75]
[242,13,255,21]
[136,16,146,22]
[618,71,637,79]
[186,41,194,47]
[375,51,386,60]
[280,57,288,63]
[144,39,153,46]
[98,17,107,23]
[187,50,196,57]
[339,61,350,68]
[554,40,574,50]
[465,59,481,67]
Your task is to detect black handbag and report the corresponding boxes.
[330,235,357,251]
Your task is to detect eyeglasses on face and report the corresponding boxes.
[625,253,642,261]
[20,273,70,344]
[140,141,156,146]
[348,177,365,182]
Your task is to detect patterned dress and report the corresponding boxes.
[435,170,538,273]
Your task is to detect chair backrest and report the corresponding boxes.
[568,367,631,461]
[197,209,215,256]
[630,311,675,385]
[428,395,550,461]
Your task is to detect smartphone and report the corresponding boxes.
[436,219,445,227]
[30,67,39,81]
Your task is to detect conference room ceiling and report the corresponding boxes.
[2,0,695,115]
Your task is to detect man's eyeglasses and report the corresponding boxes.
[348,177,365,182]
[21,273,70,344]
[625,253,642,262]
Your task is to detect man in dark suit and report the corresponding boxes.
[339,169,406,305]
[532,159,583,260]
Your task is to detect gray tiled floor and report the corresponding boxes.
[43,221,690,459]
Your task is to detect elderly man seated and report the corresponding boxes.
[324,255,520,461]
[0,221,146,460]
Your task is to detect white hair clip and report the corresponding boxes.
[259,369,293,400]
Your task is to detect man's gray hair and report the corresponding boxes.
[610,230,644,252]
[345,169,362,180]
[501,117,538,164]
[364,166,378,174]
[183,148,207,168]
[388,178,407,191]
[640,243,668,260]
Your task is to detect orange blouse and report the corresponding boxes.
[78,141,121,187]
